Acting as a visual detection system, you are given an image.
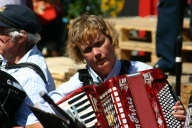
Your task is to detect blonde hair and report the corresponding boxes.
[66,13,119,64]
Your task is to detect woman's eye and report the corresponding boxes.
[95,42,103,47]
[83,47,92,53]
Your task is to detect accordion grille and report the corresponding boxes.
[99,87,129,128]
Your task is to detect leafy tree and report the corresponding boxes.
[62,0,102,19]
[60,0,125,19]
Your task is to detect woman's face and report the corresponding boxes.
[78,32,116,79]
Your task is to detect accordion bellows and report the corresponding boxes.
[57,68,181,128]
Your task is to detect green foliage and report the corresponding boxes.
[64,0,103,19]
[60,0,125,19]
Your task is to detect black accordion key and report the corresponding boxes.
[68,93,86,104]
[80,111,95,119]
[71,99,89,108]
[84,116,97,124]
[77,104,92,113]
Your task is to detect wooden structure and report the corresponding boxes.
[108,17,192,63]
[45,57,85,88]
[181,84,192,109]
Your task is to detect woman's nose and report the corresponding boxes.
[92,47,100,56]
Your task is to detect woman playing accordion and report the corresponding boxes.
[26,14,186,128]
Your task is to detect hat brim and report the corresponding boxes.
[0,21,11,28]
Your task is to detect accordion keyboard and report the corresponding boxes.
[59,92,97,128]
[158,84,181,127]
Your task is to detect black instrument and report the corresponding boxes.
[27,91,86,128]
[0,70,26,127]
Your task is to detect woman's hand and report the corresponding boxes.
[172,101,186,127]
[25,122,43,128]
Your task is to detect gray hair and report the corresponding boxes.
[4,28,41,44]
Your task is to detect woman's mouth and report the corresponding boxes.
[97,58,106,65]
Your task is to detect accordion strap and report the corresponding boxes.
[6,62,47,84]
[127,75,158,128]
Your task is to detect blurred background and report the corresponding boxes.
[33,0,131,57]
[31,0,192,63]
[31,0,157,60]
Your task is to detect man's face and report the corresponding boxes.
[78,33,116,79]
[0,27,16,62]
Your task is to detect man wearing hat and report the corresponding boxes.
[0,4,55,127]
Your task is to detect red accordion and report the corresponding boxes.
[57,68,181,128]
